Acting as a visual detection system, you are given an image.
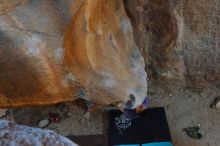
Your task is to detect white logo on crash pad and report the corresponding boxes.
[115,114,131,130]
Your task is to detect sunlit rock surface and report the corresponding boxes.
[0,0,147,108]
[0,120,78,146]
[64,0,147,108]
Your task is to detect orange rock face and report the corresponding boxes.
[0,0,147,108]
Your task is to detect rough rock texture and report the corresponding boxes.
[125,0,220,85]
[0,0,28,15]
[0,120,78,146]
[0,0,147,108]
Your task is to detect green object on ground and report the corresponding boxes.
[183,126,202,139]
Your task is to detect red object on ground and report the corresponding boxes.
[48,113,61,123]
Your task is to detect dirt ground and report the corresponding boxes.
[147,82,220,146]
[0,81,220,146]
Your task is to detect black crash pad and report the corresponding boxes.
[108,107,172,146]
[67,134,108,146]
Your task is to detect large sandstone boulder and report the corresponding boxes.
[2,0,218,108]
[0,0,147,108]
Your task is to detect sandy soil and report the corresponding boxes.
[0,81,219,146]
[147,82,220,146]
